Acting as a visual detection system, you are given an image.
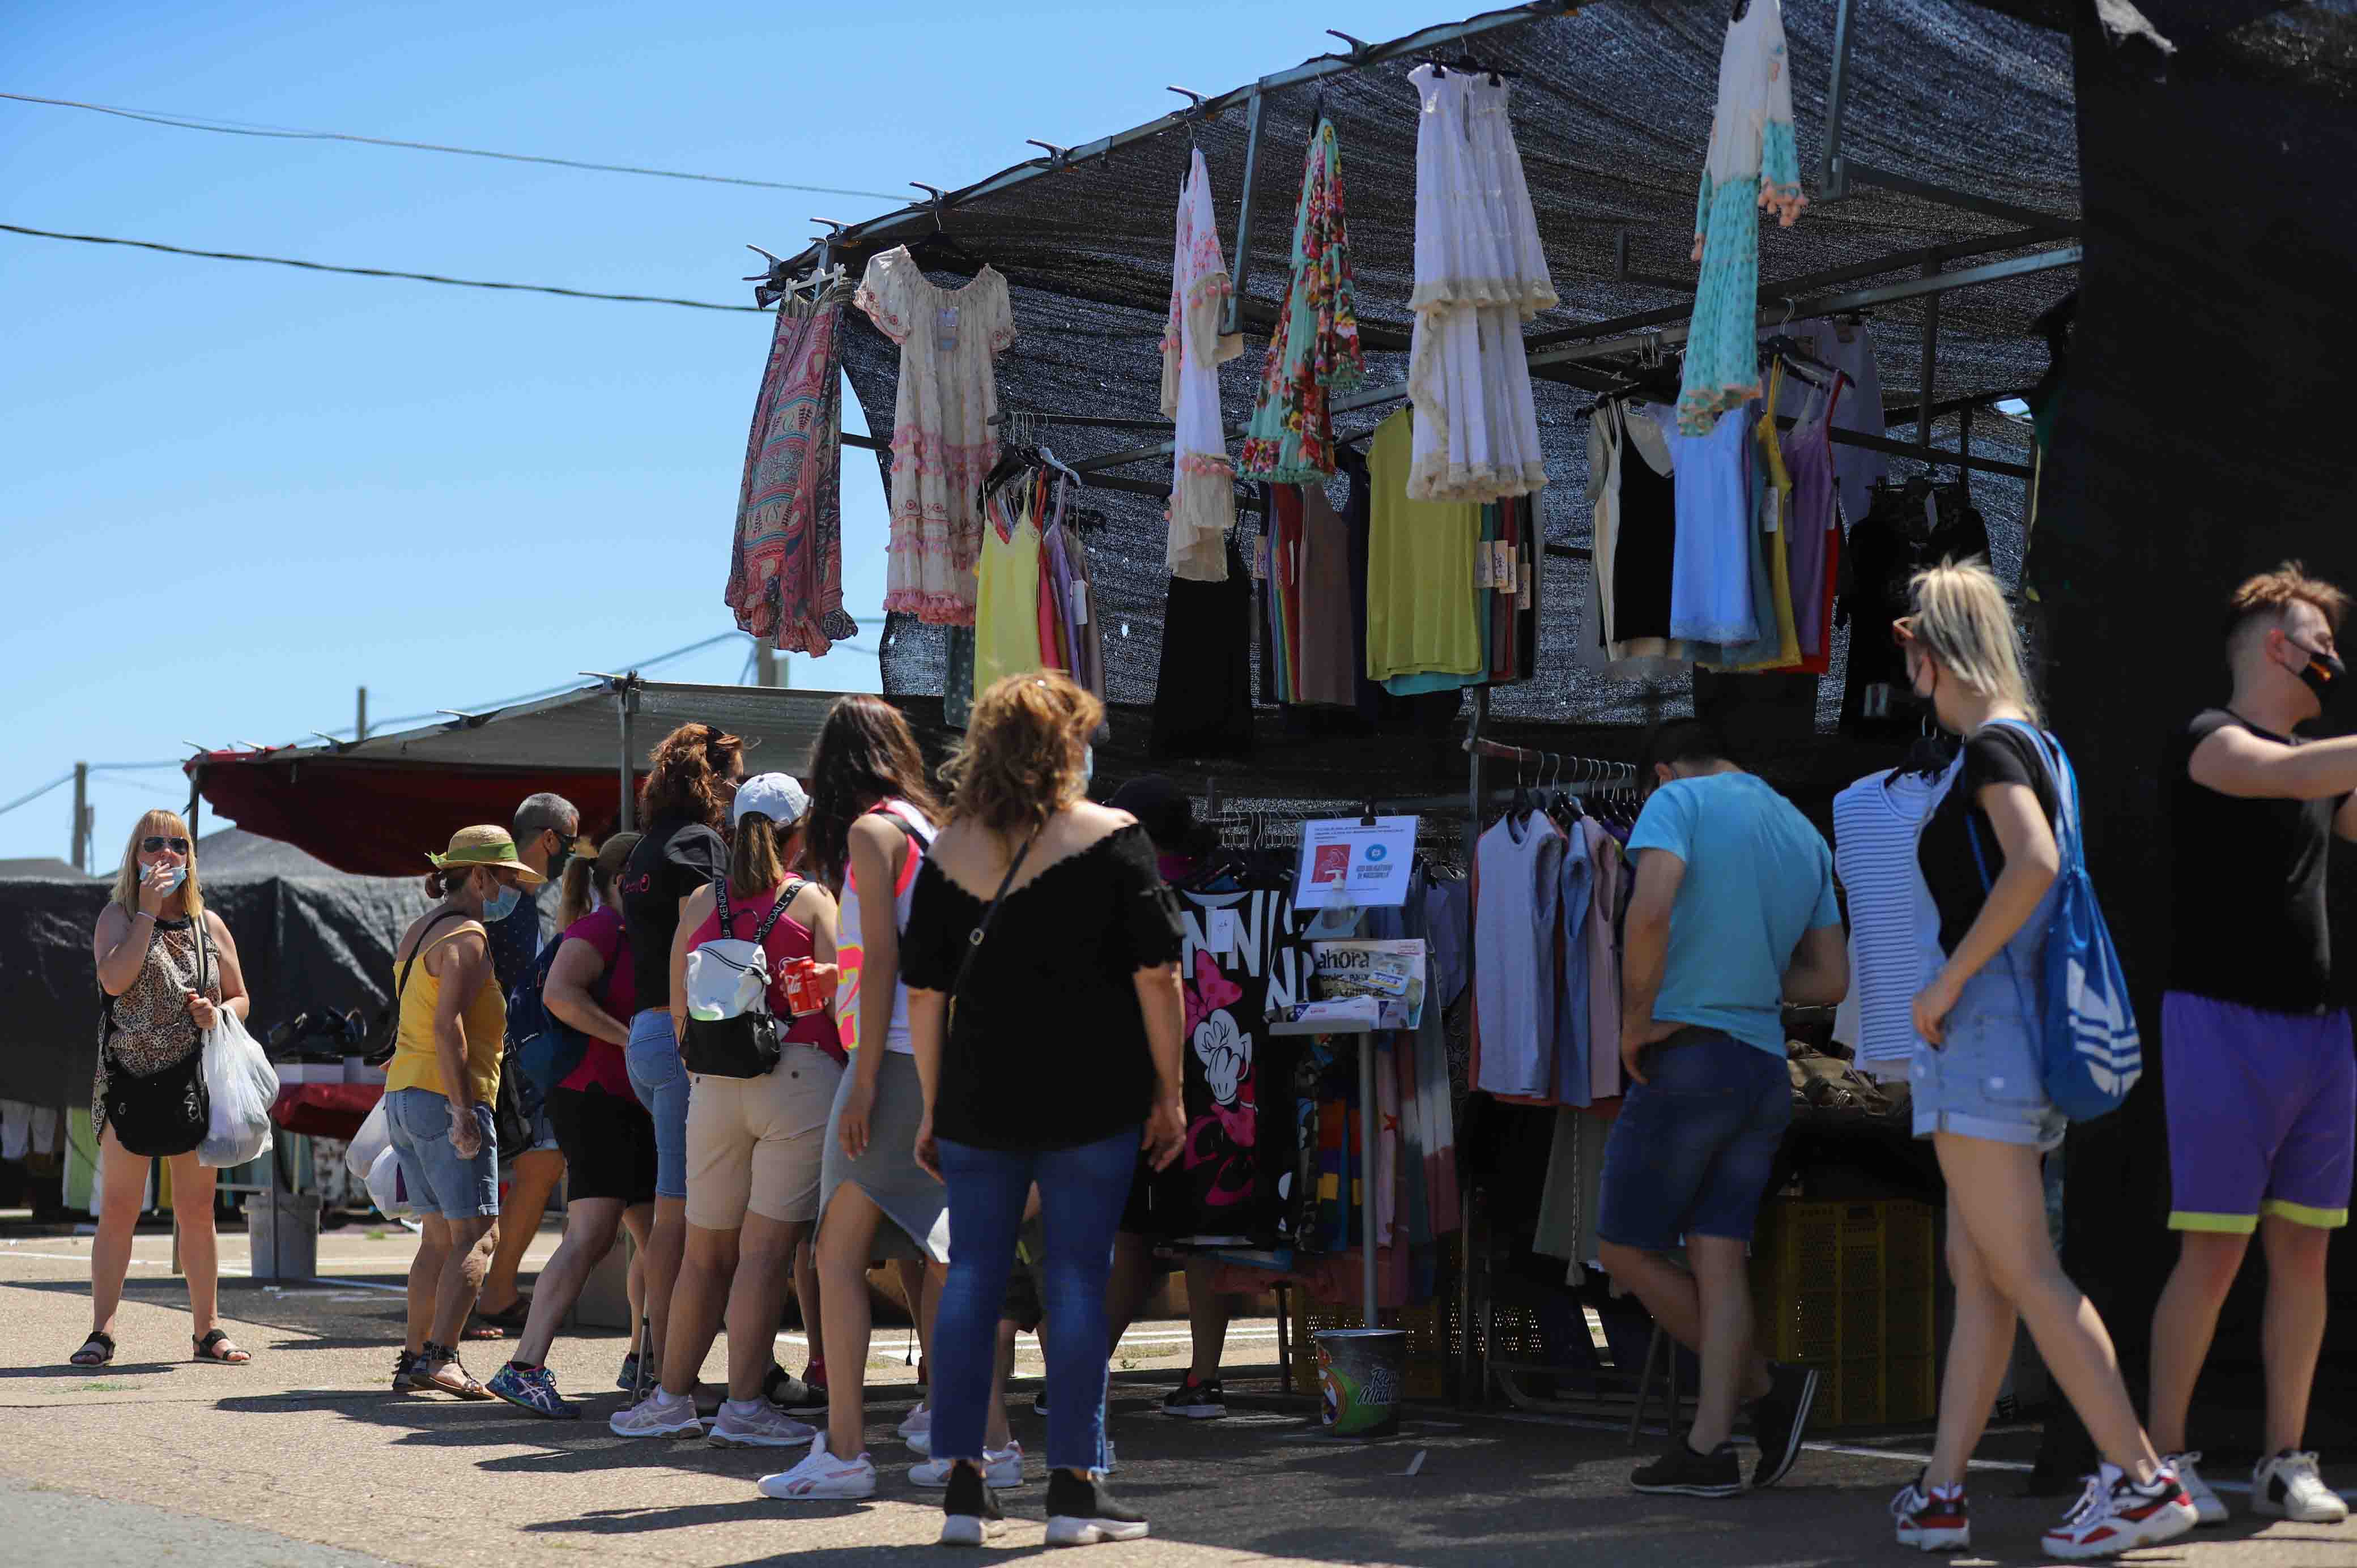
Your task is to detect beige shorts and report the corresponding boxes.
[684,1049,844,1229]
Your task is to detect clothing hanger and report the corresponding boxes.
[1896,714,1953,781]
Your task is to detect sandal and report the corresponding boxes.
[193,1328,251,1364]
[417,1342,493,1400]
[70,1330,116,1368]
[460,1318,507,1341]
[473,1296,533,1332]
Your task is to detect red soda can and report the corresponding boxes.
[780,957,829,1017]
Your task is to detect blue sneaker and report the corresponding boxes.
[488,1362,579,1420]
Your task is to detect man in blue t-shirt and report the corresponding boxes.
[1597,721,1848,1501]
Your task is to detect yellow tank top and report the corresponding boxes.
[385,921,506,1106]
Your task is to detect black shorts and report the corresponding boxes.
[546,1086,658,1207]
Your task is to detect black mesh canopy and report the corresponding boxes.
[815,1,2078,774]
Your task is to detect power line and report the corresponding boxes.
[1,91,904,200]
[1,223,770,313]
[0,771,75,819]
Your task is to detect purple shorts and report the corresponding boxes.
[2163,991,2355,1233]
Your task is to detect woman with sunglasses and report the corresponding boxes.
[1886,563,2194,1559]
[76,811,253,1368]
[384,825,543,1400]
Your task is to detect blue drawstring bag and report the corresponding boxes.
[1964,721,2142,1122]
[509,940,590,1097]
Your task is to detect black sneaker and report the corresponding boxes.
[764,1362,828,1414]
[1162,1375,1227,1420]
[1631,1434,1745,1498]
[938,1462,1007,1546]
[1044,1469,1150,1546]
[1748,1361,1821,1489]
[1032,1390,1050,1417]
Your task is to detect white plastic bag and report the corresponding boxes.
[198,1011,280,1168]
[346,1098,393,1181]
[364,1144,412,1217]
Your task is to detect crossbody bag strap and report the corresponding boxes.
[397,907,467,1005]
[748,879,807,948]
[949,830,1041,1011]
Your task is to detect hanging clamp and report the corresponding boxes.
[1325,29,1372,58]
[1164,86,1215,135]
[910,182,952,228]
[1025,139,1074,170]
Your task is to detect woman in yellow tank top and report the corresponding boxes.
[385,825,541,1400]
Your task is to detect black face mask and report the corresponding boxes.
[545,838,574,886]
[2289,641,2346,707]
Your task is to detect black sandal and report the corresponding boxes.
[70,1330,116,1367]
[193,1328,251,1364]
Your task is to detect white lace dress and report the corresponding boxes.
[1162,148,1244,581]
[1406,65,1556,504]
[854,249,1016,625]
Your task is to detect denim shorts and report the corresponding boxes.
[384,1086,499,1220]
[1597,1028,1790,1251]
[626,1009,691,1201]
[1910,971,2067,1152]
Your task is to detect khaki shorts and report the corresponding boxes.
[684,1050,844,1229]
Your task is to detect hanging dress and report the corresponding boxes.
[972,475,1045,690]
[1239,113,1367,484]
[1678,0,1806,434]
[1164,148,1245,581]
[1405,65,1555,502]
[853,249,1016,625]
[730,282,861,657]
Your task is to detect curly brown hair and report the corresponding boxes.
[638,722,743,830]
[941,672,1101,839]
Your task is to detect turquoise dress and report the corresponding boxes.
[1239,115,1365,483]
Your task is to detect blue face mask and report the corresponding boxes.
[482,882,522,923]
[1082,744,1095,785]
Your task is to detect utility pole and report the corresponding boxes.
[756,645,786,688]
[356,685,369,741]
[70,762,88,873]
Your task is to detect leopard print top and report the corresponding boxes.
[92,915,216,1139]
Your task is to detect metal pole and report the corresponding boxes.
[1960,404,1975,500]
[615,683,637,832]
[1223,88,1267,339]
[1918,260,1942,458]
[1460,686,1487,1405]
[70,762,87,872]
[1820,0,1855,197]
[1358,1029,1379,1328]
[356,686,368,742]
[756,644,778,688]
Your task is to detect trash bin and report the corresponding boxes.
[1314,1327,1406,1439]
[247,1188,320,1280]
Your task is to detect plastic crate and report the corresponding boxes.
[1291,1303,1449,1402]
[1752,1199,1938,1429]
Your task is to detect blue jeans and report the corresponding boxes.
[384,1087,499,1219]
[933,1126,1139,1473]
[625,1009,691,1200]
[1596,1028,1789,1250]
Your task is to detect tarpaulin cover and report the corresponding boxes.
[0,830,426,1110]
[815,1,2077,744]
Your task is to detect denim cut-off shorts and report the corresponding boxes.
[1910,972,2067,1152]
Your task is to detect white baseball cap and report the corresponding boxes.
[732,772,811,829]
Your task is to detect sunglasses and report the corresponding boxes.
[141,836,192,854]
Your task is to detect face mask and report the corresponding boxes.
[1082,744,1095,785]
[546,847,573,886]
[152,864,186,894]
[2288,640,2346,706]
[482,883,522,923]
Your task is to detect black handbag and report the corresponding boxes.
[680,878,808,1079]
[99,918,212,1158]
[364,907,465,1068]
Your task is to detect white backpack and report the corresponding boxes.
[681,878,805,1076]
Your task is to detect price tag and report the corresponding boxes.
[934,305,961,353]
[1206,907,1241,956]
[1252,536,1269,580]
[1474,547,1494,590]
[1518,562,1534,611]
[1494,540,1516,595]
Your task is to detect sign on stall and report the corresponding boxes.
[1293,815,1419,909]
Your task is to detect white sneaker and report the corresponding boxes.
[2253,1451,2350,1524]
[756,1433,878,1501]
[708,1399,816,1449]
[906,1426,932,1458]
[2163,1452,2230,1526]
[2040,1467,2198,1560]
[897,1403,931,1441]
[910,1442,1024,1489]
[608,1388,704,1439]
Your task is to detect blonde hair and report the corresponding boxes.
[942,672,1101,838]
[559,830,642,929]
[1908,557,2041,724]
[112,808,205,921]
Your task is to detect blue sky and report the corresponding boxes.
[2,0,1450,863]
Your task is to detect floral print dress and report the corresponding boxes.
[1238,114,1366,485]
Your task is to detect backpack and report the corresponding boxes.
[509,939,592,1098]
[1964,721,2143,1122]
[680,877,807,1078]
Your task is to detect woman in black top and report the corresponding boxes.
[903,672,1186,1546]
[617,722,741,1401]
[1888,561,2195,1556]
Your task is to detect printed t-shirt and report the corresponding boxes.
[555,905,638,1096]
[1627,772,1839,1055]
[620,815,727,1014]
